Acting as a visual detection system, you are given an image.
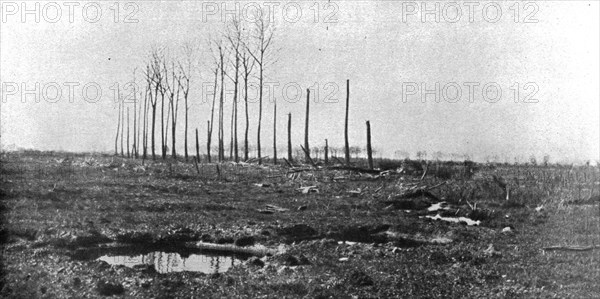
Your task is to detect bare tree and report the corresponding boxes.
[114,93,121,155]
[142,80,150,160]
[241,37,255,161]
[120,89,124,157]
[147,48,165,160]
[136,84,143,159]
[304,89,310,163]
[132,69,138,158]
[273,100,277,164]
[210,39,227,162]
[245,11,276,165]
[164,60,181,160]
[324,139,329,165]
[287,113,292,162]
[344,79,350,165]
[206,40,220,163]
[126,107,130,158]
[225,17,243,163]
[195,128,200,162]
[366,120,373,169]
[178,43,195,162]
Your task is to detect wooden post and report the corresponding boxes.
[366,121,373,170]
[324,139,329,165]
[304,89,310,163]
[287,113,293,162]
[344,79,350,165]
[195,128,200,163]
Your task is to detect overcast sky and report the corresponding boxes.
[1,1,598,164]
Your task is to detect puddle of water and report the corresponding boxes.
[97,251,244,274]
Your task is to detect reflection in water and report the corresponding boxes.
[98,252,241,274]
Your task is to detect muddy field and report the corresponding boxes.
[1,151,599,298]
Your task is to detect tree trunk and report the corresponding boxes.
[195,128,200,163]
[126,107,130,158]
[244,74,250,162]
[206,120,211,163]
[171,79,179,160]
[171,113,176,160]
[184,98,189,161]
[304,89,310,163]
[219,51,225,162]
[115,99,121,155]
[133,90,137,158]
[287,113,292,162]
[344,79,350,165]
[161,89,166,160]
[120,97,124,157]
[366,121,373,170]
[257,65,263,164]
[273,100,277,164]
[324,139,329,165]
[142,87,148,160]
[151,104,156,160]
[207,68,218,163]
[229,96,234,160]
[233,53,240,163]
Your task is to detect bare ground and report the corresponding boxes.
[1,151,599,298]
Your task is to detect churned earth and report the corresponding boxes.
[1,151,599,298]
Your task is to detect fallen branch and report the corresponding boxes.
[332,156,345,165]
[282,157,294,168]
[543,245,600,252]
[426,181,447,190]
[264,204,289,212]
[327,166,380,175]
[299,145,317,168]
[420,163,429,180]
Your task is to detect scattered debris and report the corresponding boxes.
[297,186,319,194]
[186,241,278,257]
[483,244,501,256]
[277,266,294,275]
[348,188,362,196]
[427,201,450,212]
[133,166,145,172]
[429,237,453,244]
[423,214,481,226]
[257,204,290,214]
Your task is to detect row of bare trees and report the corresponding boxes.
[114,13,370,168]
[115,13,278,165]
